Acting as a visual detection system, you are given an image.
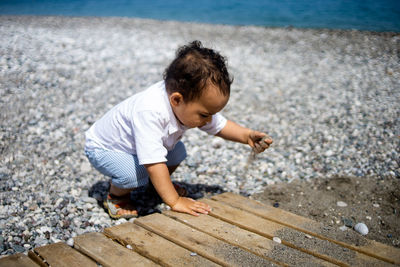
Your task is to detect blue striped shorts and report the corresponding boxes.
[84,141,187,189]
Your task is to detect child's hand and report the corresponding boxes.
[171,197,211,216]
[249,130,273,153]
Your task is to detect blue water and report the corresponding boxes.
[0,0,399,32]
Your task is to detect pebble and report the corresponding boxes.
[81,197,98,204]
[342,218,353,227]
[1,16,399,256]
[354,223,369,235]
[190,252,198,256]
[40,226,53,233]
[80,162,92,173]
[55,198,64,207]
[273,237,282,244]
[212,138,224,149]
[34,237,48,247]
[66,238,74,247]
[115,218,127,225]
[336,201,348,207]
[11,245,25,253]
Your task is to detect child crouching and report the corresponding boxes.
[84,40,272,218]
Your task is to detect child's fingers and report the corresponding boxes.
[251,131,265,141]
[174,198,210,216]
[255,134,273,151]
[188,210,200,216]
[260,138,272,149]
[263,136,273,145]
[193,201,211,213]
[196,201,211,210]
[254,142,263,153]
[193,207,209,215]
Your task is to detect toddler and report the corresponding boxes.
[84,40,272,218]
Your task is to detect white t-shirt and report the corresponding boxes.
[85,81,227,165]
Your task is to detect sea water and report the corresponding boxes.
[0,0,399,32]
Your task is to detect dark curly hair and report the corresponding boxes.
[163,40,233,102]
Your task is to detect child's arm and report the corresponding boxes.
[216,120,273,152]
[145,163,211,216]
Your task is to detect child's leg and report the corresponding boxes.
[85,149,149,218]
[109,183,133,197]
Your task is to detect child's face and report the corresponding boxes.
[170,85,229,128]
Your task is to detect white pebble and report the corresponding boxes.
[50,237,62,243]
[80,161,92,173]
[336,201,348,207]
[211,138,224,149]
[273,237,282,243]
[126,244,132,250]
[339,225,348,231]
[373,203,380,208]
[66,238,74,247]
[354,223,369,235]
[190,252,197,256]
[115,218,127,225]
[40,226,53,233]
[55,198,64,207]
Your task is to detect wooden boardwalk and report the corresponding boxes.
[1,192,399,266]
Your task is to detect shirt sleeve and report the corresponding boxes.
[199,113,227,135]
[133,110,168,165]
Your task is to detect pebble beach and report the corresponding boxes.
[0,15,399,256]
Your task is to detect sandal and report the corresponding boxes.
[103,194,138,219]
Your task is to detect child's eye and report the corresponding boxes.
[200,114,209,118]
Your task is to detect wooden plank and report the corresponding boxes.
[202,198,391,267]
[0,253,40,267]
[74,232,157,267]
[104,222,220,267]
[27,251,48,267]
[32,242,98,267]
[135,213,278,267]
[212,192,400,265]
[163,210,335,267]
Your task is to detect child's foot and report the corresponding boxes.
[103,194,138,219]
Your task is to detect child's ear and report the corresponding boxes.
[170,92,184,107]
